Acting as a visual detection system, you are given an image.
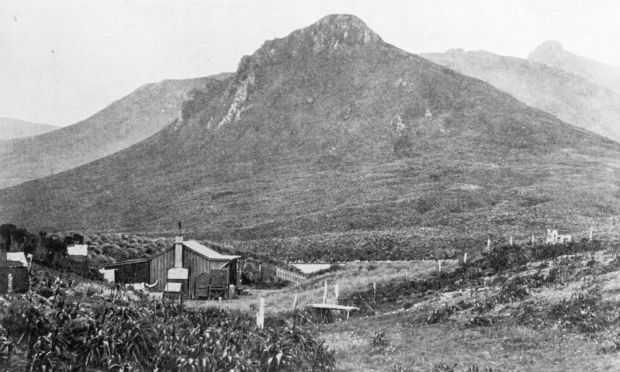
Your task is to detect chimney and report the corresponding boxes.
[0,246,6,267]
[174,236,183,268]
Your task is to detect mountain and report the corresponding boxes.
[529,40,620,94]
[422,48,620,142]
[0,74,231,189]
[0,118,57,141]
[1,15,619,257]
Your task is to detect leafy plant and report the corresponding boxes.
[0,294,336,371]
[370,331,389,348]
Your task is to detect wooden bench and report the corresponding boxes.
[307,303,359,320]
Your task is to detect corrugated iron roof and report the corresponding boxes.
[6,252,28,267]
[67,244,88,256]
[100,239,239,270]
[183,240,240,261]
[102,258,149,268]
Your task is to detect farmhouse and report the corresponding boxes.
[103,236,240,298]
[0,250,30,293]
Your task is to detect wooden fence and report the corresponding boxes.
[275,267,306,284]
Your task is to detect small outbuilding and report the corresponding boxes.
[102,258,150,284]
[63,244,89,274]
[103,236,240,299]
[0,251,30,294]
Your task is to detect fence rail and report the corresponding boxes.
[276,267,306,284]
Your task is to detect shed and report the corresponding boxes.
[102,258,150,284]
[0,251,29,293]
[65,244,88,273]
[149,237,240,298]
[103,237,240,299]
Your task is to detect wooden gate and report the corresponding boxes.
[195,269,229,299]
[195,273,210,299]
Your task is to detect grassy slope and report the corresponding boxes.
[423,49,620,142]
[1,15,619,261]
[324,316,620,371]
[184,245,620,371]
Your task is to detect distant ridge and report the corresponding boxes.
[423,48,620,143]
[529,40,620,94]
[0,118,57,141]
[0,74,231,189]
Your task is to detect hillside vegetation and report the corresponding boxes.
[185,240,620,371]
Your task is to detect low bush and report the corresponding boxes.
[547,290,617,333]
[370,331,389,348]
[36,286,54,298]
[493,280,528,304]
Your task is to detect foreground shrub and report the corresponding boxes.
[1,300,50,347]
[0,295,335,371]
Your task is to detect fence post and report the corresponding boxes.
[373,282,377,302]
[531,235,535,244]
[463,252,468,264]
[7,273,13,294]
[589,226,593,242]
[509,236,513,246]
[334,284,339,303]
[437,260,442,273]
[323,281,328,304]
[256,297,265,329]
[292,294,298,327]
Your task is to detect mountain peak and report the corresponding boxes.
[309,14,381,46]
[529,40,564,57]
[213,14,384,129]
[314,14,377,35]
[254,14,381,61]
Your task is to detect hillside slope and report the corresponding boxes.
[0,117,57,141]
[529,40,620,94]
[0,74,230,189]
[1,15,619,257]
[423,49,620,142]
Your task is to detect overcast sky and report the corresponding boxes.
[2,0,620,126]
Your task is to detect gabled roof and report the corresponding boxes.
[183,240,240,261]
[100,239,240,269]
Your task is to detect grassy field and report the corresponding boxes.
[8,239,620,371]
[181,242,620,371]
[321,316,620,371]
[185,260,452,315]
